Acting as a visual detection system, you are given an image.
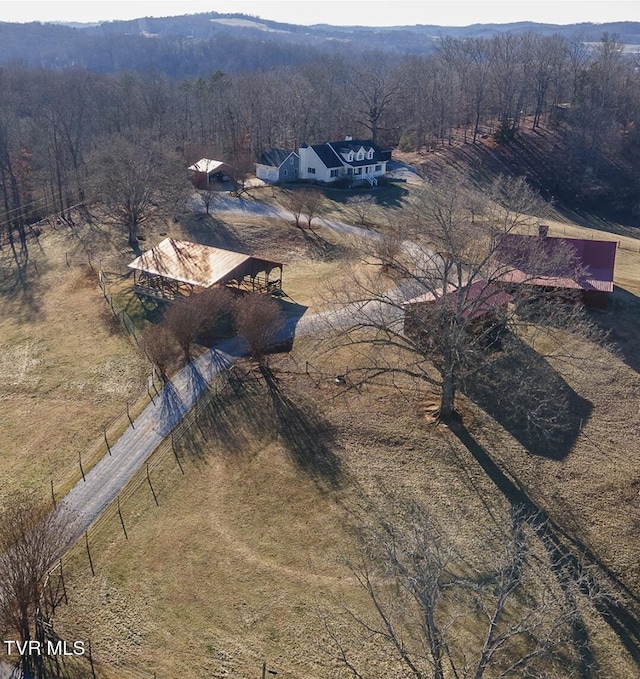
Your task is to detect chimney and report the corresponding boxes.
[538,224,549,239]
[345,135,353,141]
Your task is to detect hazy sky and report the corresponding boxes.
[2,1,640,27]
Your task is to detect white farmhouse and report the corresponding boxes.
[298,137,392,185]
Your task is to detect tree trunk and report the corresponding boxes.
[128,219,139,250]
[439,370,456,421]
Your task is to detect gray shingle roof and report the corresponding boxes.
[257,148,297,168]
[310,139,390,169]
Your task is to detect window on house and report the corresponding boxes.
[290,157,294,164]
[347,152,354,162]
[330,169,339,178]
[354,167,362,175]
[356,150,364,160]
[375,164,382,172]
[283,170,288,177]
[307,167,316,174]
[367,149,374,159]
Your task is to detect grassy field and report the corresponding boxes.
[3,182,640,677]
[53,311,640,677]
[0,225,150,499]
[0,208,361,504]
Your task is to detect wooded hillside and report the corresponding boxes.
[1,26,639,263]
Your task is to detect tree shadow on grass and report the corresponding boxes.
[301,227,343,261]
[0,256,48,323]
[462,334,592,459]
[169,359,342,487]
[199,369,263,456]
[259,365,342,488]
[590,287,640,375]
[451,421,640,676]
[178,212,247,252]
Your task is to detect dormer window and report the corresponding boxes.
[366,148,374,160]
[356,148,365,161]
[346,151,354,162]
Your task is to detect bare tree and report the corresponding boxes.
[195,286,232,323]
[233,293,284,365]
[192,286,233,342]
[144,288,232,373]
[302,187,324,229]
[327,499,597,679]
[227,146,254,198]
[346,57,401,144]
[141,324,179,381]
[279,187,324,229]
[347,193,376,226]
[94,134,184,250]
[326,172,599,422]
[163,295,205,362]
[199,188,218,215]
[279,189,306,228]
[0,493,68,679]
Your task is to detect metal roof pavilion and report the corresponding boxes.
[128,238,281,290]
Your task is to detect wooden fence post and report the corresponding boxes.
[147,463,159,506]
[85,533,95,576]
[117,495,128,540]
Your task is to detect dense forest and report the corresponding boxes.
[1,21,640,261]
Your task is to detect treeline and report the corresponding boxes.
[1,31,639,258]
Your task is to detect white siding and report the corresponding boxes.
[256,164,278,183]
[299,146,337,183]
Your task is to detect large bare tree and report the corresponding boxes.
[327,499,599,679]
[163,287,233,361]
[94,134,184,250]
[326,173,600,423]
[0,493,68,679]
[233,293,284,365]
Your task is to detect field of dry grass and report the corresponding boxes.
[53,313,640,677]
[53,359,511,678]
[3,184,640,678]
[0,225,149,499]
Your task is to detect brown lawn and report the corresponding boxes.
[3,195,640,678]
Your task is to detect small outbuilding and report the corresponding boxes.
[128,238,283,300]
[188,159,232,189]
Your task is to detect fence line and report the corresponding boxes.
[42,261,156,498]
[98,268,140,345]
[53,372,235,678]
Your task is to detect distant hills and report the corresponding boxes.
[1,12,639,75]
